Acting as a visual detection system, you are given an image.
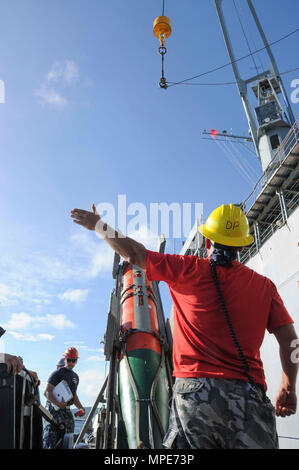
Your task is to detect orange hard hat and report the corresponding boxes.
[63,347,79,359]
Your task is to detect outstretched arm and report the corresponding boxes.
[273,324,298,417]
[70,205,147,269]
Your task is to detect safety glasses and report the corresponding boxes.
[66,358,77,363]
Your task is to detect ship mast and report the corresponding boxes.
[214,0,295,172]
[180,1,299,267]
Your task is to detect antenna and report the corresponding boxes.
[202,130,253,143]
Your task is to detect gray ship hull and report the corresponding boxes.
[246,206,299,449]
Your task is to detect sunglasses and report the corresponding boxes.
[66,358,77,363]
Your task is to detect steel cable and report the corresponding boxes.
[166,28,299,88]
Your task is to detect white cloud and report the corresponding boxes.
[3,312,75,331]
[0,226,116,320]
[70,230,114,277]
[8,331,37,342]
[0,282,15,299]
[90,245,115,277]
[7,331,54,342]
[0,283,23,307]
[45,314,75,329]
[35,60,79,108]
[63,341,87,349]
[127,224,158,251]
[4,312,35,330]
[0,242,97,312]
[85,347,104,353]
[46,60,79,84]
[37,333,55,341]
[35,84,67,107]
[0,251,75,310]
[87,355,105,362]
[78,369,107,403]
[59,288,88,303]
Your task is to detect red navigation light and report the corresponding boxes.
[211,129,218,139]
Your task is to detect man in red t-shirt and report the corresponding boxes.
[70,203,298,449]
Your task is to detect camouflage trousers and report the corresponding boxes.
[43,403,74,449]
[163,377,278,449]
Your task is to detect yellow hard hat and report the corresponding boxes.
[198,204,254,247]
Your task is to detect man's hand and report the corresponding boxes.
[70,204,100,231]
[273,324,298,417]
[70,203,147,269]
[3,354,24,375]
[274,388,297,417]
[75,408,85,417]
[27,370,39,386]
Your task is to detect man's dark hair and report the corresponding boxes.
[211,242,240,266]
[213,242,241,252]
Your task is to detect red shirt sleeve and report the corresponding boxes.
[146,250,196,287]
[267,282,294,333]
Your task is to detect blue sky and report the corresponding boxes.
[0,0,298,406]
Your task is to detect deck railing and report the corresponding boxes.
[239,119,299,265]
[242,119,299,212]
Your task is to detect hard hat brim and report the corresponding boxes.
[198,224,254,247]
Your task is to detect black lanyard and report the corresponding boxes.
[209,259,270,403]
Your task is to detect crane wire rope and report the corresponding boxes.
[279,436,299,441]
[215,139,256,185]
[227,140,260,180]
[154,0,169,88]
[167,67,299,86]
[233,0,259,76]
[223,141,257,185]
[237,0,265,73]
[166,27,299,88]
[239,141,260,158]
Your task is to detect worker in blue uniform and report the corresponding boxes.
[43,347,85,449]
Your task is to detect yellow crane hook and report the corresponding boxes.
[153,16,172,89]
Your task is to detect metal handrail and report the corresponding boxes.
[240,118,299,265]
[243,119,299,212]
[240,188,299,265]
